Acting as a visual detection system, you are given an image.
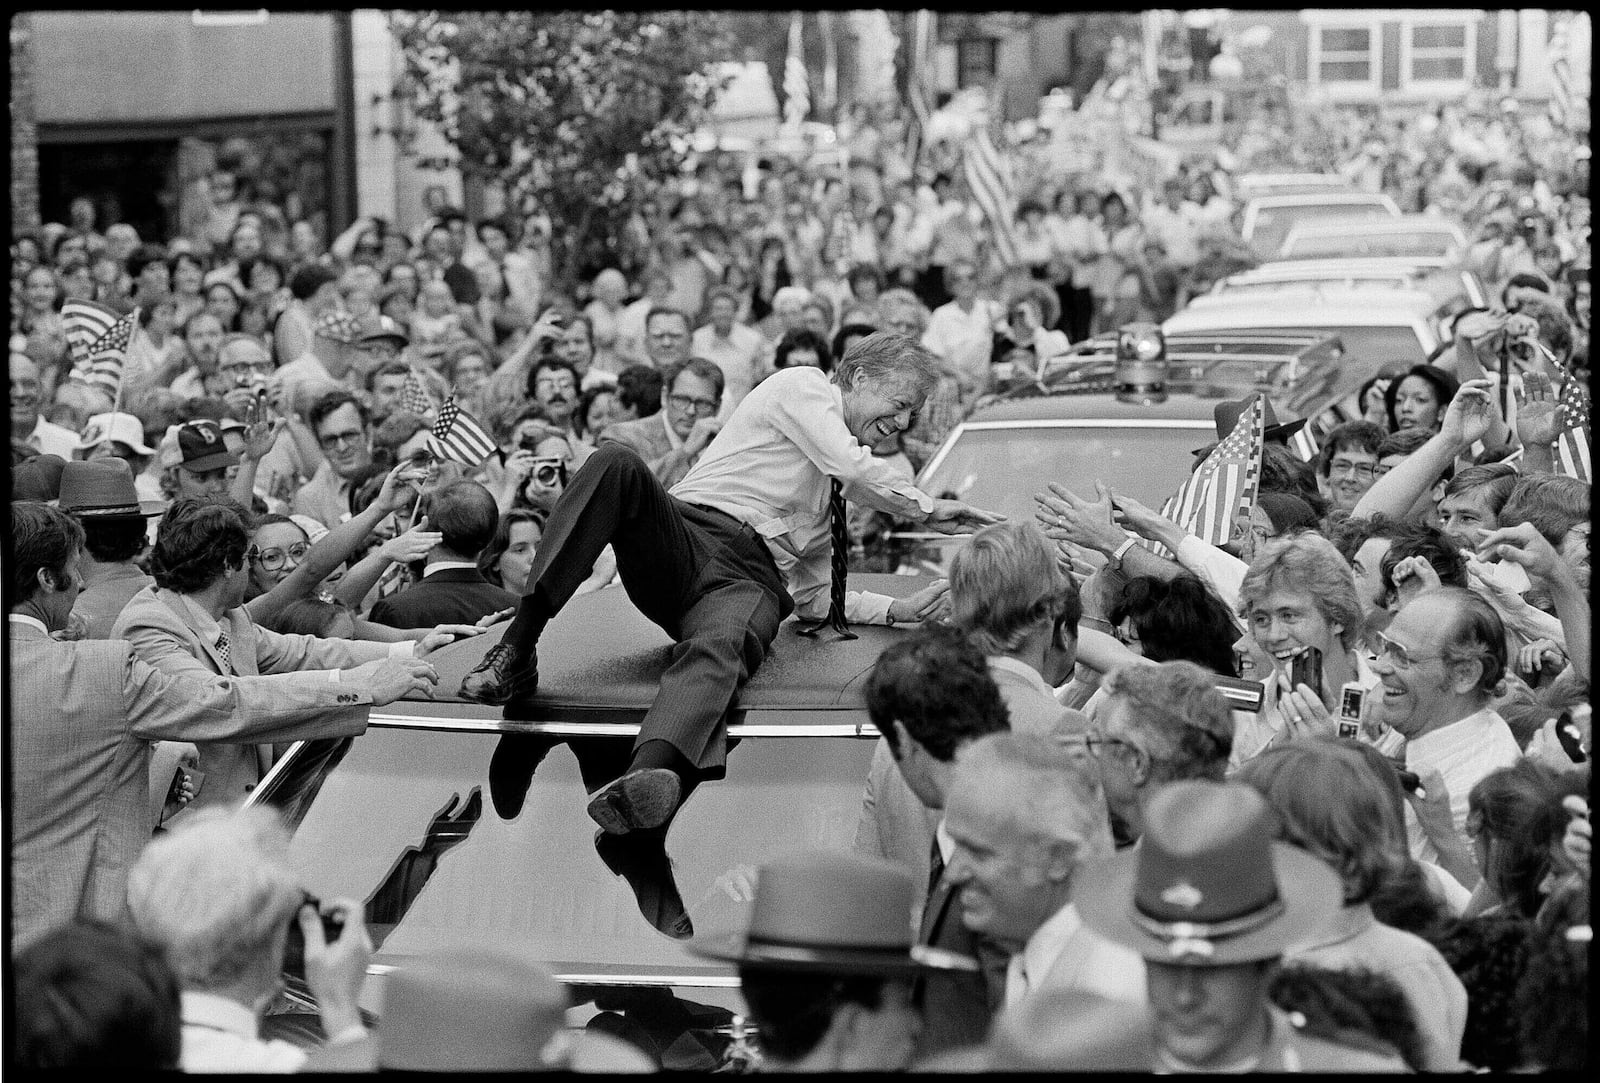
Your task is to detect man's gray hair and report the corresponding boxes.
[949,732,1111,861]
[832,331,941,398]
[1102,661,1233,783]
[125,807,303,992]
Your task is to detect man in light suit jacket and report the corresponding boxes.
[860,626,1013,1059]
[8,503,439,952]
[114,497,458,814]
[367,480,517,629]
[597,356,725,490]
[854,521,1085,898]
[944,732,1147,1023]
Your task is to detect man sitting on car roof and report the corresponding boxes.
[460,332,999,863]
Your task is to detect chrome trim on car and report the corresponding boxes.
[366,712,881,739]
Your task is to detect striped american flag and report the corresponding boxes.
[1288,424,1319,464]
[62,299,138,401]
[400,367,436,418]
[1548,12,1572,130]
[905,10,937,164]
[1160,394,1266,548]
[782,11,809,131]
[962,126,1021,268]
[426,395,498,469]
[1552,374,1591,483]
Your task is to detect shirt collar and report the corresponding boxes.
[934,818,954,864]
[660,410,684,451]
[1407,705,1503,762]
[988,655,1056,700]
[181,991,259,1040]
[422,560,480,578]
[8,614,50,636]
[1022,901,1084,987]
[173,592,224,644]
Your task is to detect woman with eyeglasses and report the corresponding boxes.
[237,461,457,642]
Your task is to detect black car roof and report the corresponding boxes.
[384,573,932,730]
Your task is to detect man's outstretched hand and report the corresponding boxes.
[926,499,1005,535]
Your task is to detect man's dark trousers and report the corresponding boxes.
[496,443,794,778]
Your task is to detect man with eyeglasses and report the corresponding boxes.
[1314,421,1385,515]
[1369,587,1521,869]
[643,308,693,371]
[294,392,374,529]
[1085,661,1233,848]
[598,357,726,490]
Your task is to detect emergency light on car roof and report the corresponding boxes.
[1115,323,1167,405]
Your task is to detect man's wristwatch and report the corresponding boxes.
[1108,535,1138,569]
[885,606,899,627]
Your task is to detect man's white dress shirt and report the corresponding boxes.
[1404,706,1520,863]
[671,366,933,624]
[1001,901,1147,1011]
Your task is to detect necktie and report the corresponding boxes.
[798,478,857,640]
[926,836,946,898]
[215,629,232,673]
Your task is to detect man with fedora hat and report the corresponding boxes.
[689,850,976,1071]
[1074,780,1408,1072]
[60,458,165,640]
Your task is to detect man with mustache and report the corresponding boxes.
[527,358,579,439]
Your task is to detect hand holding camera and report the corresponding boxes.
[298,896,371,1039]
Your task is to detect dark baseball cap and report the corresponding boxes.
[177,420,240,473]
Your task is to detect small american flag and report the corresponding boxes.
[426,395,498,469]
[1160,394,1266,547]
[400,367,436,418]
[1552,375,1591,483]
[62,300,138,400]
[1288,424,1319,464]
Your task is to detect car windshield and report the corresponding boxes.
[920,423,1212,526]
[1249,202,1395,257]
[1283,231,1456,260]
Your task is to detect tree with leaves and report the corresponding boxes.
[390,10,734,293]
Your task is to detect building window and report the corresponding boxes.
[956,37,998,88]
[1405,21,1472,89]
[1316,27,1375,83]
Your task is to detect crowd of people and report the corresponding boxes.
[8,67,1593,1073]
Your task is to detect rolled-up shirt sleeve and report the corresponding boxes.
[764,376,934,520]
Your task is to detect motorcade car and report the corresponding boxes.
[1240,192,1401,260]
[898,329,1353,578]
[1276,215,1469,262]
[1163,285,1454,371]
[1234,172,1358,199]
[253,575,928,1027]
[1213,257,1488,309]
